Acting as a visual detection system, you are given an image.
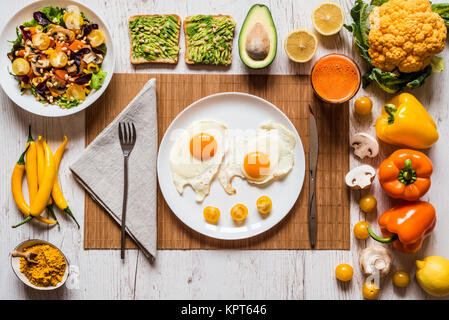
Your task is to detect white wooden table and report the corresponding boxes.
[1,0,449,300]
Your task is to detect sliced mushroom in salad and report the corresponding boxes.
[8,5,107,108]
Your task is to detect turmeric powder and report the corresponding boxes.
[19,244,66,287]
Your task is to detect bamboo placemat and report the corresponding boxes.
[84,73,350,250]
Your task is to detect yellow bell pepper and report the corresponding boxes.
[375,93,439,149]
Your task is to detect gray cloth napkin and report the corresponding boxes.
[70,78,158,260]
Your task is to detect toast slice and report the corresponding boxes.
[129,14,181,65]
[183,15,236,66]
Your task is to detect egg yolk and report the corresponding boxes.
[230,204,248,222]
[256,196,272,215]
[189,133,217,161]
[243,152,270,179]
[203,206,220,224]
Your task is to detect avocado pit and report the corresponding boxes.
[245,22,270,61]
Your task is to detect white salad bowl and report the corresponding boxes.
[0,0,115,117]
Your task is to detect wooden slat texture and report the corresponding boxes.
[84,73,350,250]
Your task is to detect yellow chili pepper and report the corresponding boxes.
[37,136,53,207]
[51,136,80,228]
[25,128,38,205]
[12,146,31,215]
[30,141,57,217]
[11,145,57,228]
[375,93,439,149]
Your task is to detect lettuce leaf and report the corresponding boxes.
[90,70,107,90]
[344,0,446,94]
[41,6,64,25]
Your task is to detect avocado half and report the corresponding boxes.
[238,4,277,69]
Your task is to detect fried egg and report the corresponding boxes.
[170,120,227,202]
[218,121,296,194]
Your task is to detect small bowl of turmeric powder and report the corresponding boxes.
[10,239,69,290]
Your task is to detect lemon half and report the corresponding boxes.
[284,29,318,63]
[312,2,344,36]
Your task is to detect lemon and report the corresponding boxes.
[284,29,318,63]
[416,256,449,297]
[312,2,344,36]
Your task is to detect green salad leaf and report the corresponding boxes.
[22,19,38,27]
[41,6,64,25]
[55,96,80,108]
[344,0,446,94]
[90,70,107,90]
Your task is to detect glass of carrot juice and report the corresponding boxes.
[311,53,361,104]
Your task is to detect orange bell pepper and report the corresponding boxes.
[378,149,432,201]
[368,201,436,254]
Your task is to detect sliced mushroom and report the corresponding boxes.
[360,245,392,278]
[82,51,103,65]
[50,27,75,43]
[47,76,66,95]
[345,165,376,189]
[350,133,379,159]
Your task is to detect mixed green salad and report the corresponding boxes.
[8,5,107,108]
[344,0,449,94]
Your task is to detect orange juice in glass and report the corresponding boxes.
[311,53,361,104]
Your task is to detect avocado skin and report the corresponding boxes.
[238,4,277,69]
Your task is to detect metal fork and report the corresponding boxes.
[118,122,137,259]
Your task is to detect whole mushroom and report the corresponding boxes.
[360,245,392,278]
[345,165,376,189]
[350,133,379,159]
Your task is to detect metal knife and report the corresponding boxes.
[308,104,319,248]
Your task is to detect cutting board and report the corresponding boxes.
[84,73,350,250]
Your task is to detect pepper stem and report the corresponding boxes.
[385,104,397,125]
[47,205,59,226]
[367,226,398,243]
[65,207,80,229]
[27,125,33,142]
[398,159,417,185]
[12,215,33,228]
[17,144,30,165]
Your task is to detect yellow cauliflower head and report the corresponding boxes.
[368,0,446,73]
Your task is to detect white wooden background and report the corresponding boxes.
[1,0,449,300]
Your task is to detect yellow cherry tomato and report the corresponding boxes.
[353,221,370,240]
[230,204,248,222]
[354,97,373,115]
[63,12,84,30]
[32,33,51,50]
[256,196,272,215]
[335,264,353,282]
[393,270,410,288]
[66,84,86,101]
[12,58,30,76]
[359,195,377,213]
[49,51,68,68]
[362,281,380,300]
[203,206,220,224]
[87,29,105,47]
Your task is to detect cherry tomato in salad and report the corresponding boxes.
[32,33,51,50]
[12,58,30,76]
[87,29,105,47]
[50,51,68,68]
[66,84,86,101]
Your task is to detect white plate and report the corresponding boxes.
[157,92,306,240]
[0,0,115,117]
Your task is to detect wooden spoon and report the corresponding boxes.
[11,250,38,264]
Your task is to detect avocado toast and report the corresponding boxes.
[183,15,236,66]
[129,14,181,64]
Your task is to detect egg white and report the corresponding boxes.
[218,121,296,194]
[169,120,228,202]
